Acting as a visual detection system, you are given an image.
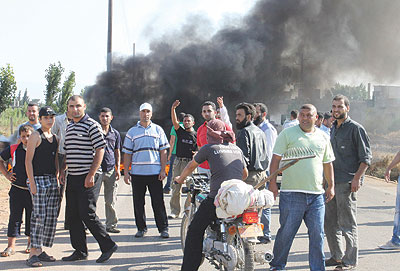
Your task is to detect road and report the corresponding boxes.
[0,176,399,270]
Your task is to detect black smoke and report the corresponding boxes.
[85,0,400,132]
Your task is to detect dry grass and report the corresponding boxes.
[367,154,400,180]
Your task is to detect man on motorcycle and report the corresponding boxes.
[175,119,248,271]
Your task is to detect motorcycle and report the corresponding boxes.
[180,173,273,271]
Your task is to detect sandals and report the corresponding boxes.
[1,247,15,257]
[26,255,43,267]
[38,251,56,262]
[25,243,31,254]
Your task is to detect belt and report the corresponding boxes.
[176,157,192,161]
[11,183,29,190]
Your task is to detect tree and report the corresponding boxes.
[326,83,368,100]
[16,89,21,107]
[0,64,17,114]
[44,62,64,107]
[21,89,30,105]
[57,71,75,113]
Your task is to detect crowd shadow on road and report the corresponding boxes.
[358,220,393,227]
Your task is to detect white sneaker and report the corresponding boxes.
[379,240,400,250]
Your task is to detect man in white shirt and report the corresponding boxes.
[52,112,71,229]
[282,110,299,129]
[254,102,278,244]
[320,112,333,135]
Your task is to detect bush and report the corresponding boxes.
[0,106,27,136]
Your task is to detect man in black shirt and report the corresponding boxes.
[168,100,197,219]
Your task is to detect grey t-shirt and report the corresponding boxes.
[194,143,246,198]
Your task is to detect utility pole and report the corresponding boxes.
[107,0,113,71]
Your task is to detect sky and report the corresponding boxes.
[0,0,255,101]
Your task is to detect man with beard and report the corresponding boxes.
[253,102,277,244]
[235,102,269,188]
[197,101,233,177]
[269,104,335,271]
[324,95,371,271]
[168,100,197,219]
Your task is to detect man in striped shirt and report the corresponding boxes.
[60,95,117,263]
[123,102,170,239]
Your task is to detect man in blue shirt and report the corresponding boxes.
[123,103,170,238]
[99,107,121,233]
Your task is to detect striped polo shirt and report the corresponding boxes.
[123,121,170,175]
[64,114,106,176]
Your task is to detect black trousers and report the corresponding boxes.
[57,153,70,226]
[181,197,217,271]
[8,186,32,237]
[131,174,168,232]
[66,173,115,254]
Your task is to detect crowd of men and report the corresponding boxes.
[7,93,400,271]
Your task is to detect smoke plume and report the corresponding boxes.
[85,0,400,131]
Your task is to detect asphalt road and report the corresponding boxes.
[0,176,399,270]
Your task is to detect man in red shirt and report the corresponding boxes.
[197,101,233,176]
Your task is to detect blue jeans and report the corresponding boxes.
[164,154,176,190]
[261,182,271,239]
[391,176,400,245]
[270,192,325,271]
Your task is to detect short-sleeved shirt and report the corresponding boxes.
[197,121,233,170]
[175,127,197,159]
[169,122,183,155]
[0,143,28,187]
[52,113,70,155]
[194,143,245,198]
[330,117,372,183]
[273,125,335,194]
[64,114,106,176]
[101,125,121,172]
[123,121,170,175]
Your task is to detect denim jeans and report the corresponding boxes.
[270,192,326,271]
[391,176,400,245]
[261,182,271,239]
[164,154,176,191]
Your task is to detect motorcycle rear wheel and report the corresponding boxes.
[226,232,254,271]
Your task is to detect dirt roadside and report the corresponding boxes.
[0,176,10,229]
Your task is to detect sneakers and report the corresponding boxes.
[379,240,400,250]
[168,214,179,219]
[163,188,171,194]
[334,264,356,270]
[325,257,343,266]
[135,230,147,238]
[160,230,170,238]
